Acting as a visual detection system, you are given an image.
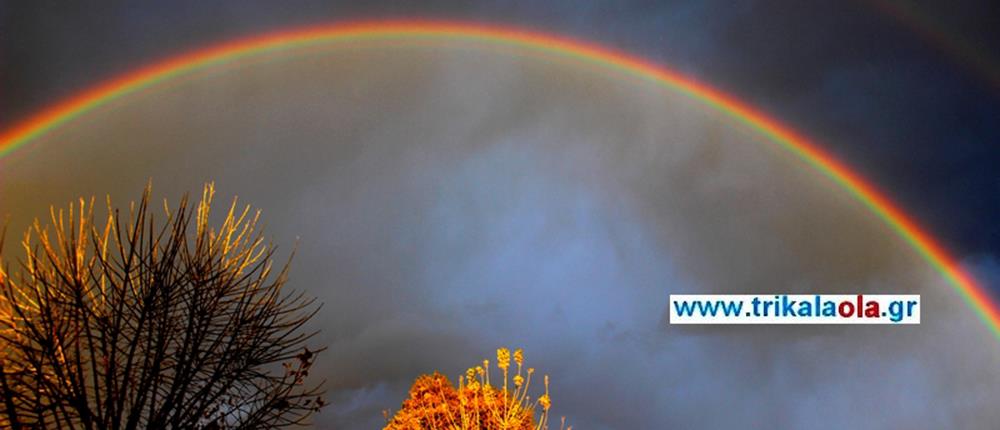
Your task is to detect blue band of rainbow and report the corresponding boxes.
[1,20,995,338]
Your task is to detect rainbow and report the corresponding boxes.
[868,0,1000,93]
[1,20,996,336]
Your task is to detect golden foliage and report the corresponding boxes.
[383,348,569,430]
[0,184,324,428]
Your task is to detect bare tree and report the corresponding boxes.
[0,184,325,429]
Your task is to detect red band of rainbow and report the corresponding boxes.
[1,20,996,337]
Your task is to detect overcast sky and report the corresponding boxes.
[1,2,999,429]
[2,1,998,256]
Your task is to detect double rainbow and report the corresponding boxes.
[1,21,995,337]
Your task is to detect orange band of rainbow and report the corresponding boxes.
[1,20,996,337]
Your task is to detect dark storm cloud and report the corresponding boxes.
[2,42,998,429]
[2,0,997,261]
[1,1,998,429]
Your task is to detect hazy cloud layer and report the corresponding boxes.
[1,43,997,429]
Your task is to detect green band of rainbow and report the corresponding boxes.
[1,20,996,337]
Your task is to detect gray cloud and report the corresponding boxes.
[1,41,997,429]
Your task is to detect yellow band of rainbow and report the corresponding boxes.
[1,20,996,337]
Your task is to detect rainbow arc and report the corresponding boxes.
[0,20,995,337]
